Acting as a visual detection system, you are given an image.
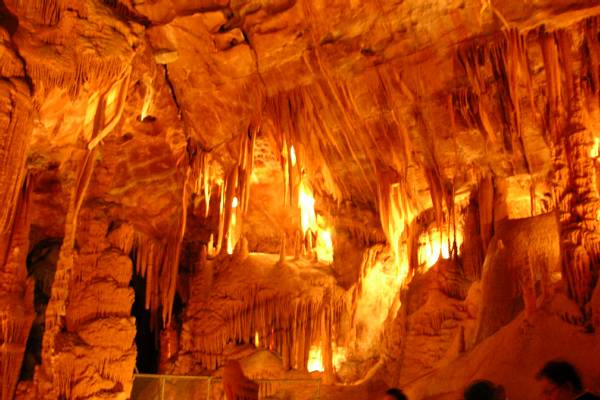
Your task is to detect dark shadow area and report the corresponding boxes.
[131,272,159,374]
[20,238,61,380]
[0,0,19,35]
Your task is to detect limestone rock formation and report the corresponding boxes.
[1,1,600,399]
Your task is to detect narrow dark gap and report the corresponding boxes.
[20,238,61,381]
[130,270,159,374]
[0,0,19,35]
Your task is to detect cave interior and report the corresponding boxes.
[1,0,600,399]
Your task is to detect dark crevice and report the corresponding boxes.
[240,27,268,90]
[20,238,61,381]
[0,0,18,34]
[10,45,34,94]
[162,65,182,116]
[101,0,150,27]
[131,268,159,374]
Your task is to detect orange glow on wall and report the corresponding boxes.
[353,251,404,355]
[140,75,154,121]
[315,227,334,264]
[298,179,335,264]
[290,145,297,166]
[299,180,316,235]
[307,345,324,372]
[227,196,239,255]
[417,227,463,269]
[352,182,415,356]
[590,137,600,158]
[332,343,347,371]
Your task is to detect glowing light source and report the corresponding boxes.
[207,233,215,257]
[351,183,415,357]
[307,346,324,372]
[290,145,297,166]
[353,249,405,355]
[298,180,316,235]
[590,137,600,158]
[315,228,334,264]
[227,196,239,255]
[254,332,259,347]
[140,76,154,121]
[417,227,464,269]
[298,179,335,264]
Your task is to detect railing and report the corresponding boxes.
[132,373,322,400]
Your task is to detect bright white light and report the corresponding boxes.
[290,145,297,166]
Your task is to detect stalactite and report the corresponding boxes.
[455,30,536,169]
[108,222,135,255]
[540,29,568,139]
[583,18,600,95]
[462,194,485,280]
[26,54,131,98]
[215,183,226,255]
[131,231,183,324]
[0,175,34,400]
[221,167,238,255]
[87,68,132,150]
[478,174,495,254]
[424,167,446,233]
[500,29,534,137]
[184,288,345,371]
[0,80,32,237]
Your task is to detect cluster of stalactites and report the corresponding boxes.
[184,290,345,376]
[188,128,256,257]
[106,224,180,325]
[4,1,138,98]
[377,171,463,278]
[269,125,335,263]
[111,128,257,326]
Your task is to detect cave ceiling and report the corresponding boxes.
[7,0,600,230]
[2,0,600,332]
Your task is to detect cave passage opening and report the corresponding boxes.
[130,271,159,374]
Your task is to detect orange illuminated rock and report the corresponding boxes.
[1,1,600,399]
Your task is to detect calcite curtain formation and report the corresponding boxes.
[0,0,600,399]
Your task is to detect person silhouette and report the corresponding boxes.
[537,360,599,400]
[383,388,408,400]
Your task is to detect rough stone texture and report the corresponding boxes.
[0,65,35,400]
[1,0,600,399]
[29,209,136,400]
[475,212,561,343]
[172,252,347,373]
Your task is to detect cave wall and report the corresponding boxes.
[1,0,600,399]
[30,210,136,400]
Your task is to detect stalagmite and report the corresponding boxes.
[553,82,600,311]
